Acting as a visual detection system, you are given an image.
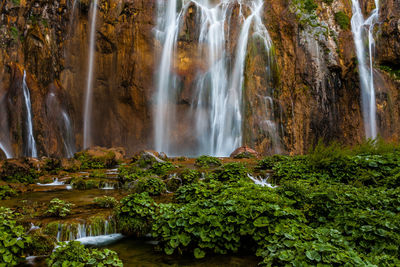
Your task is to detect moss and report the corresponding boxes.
[304,0,318,13]
[43,222,59,237]
[335,11,350,30]
[27,231,56,256]
[379,65,400,80]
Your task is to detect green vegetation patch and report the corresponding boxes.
[335,11,350,30]
[47,241,122,267]
[45,198,73,218]
[0,207,31,266]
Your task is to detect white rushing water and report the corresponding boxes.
[247,173,277,188]
[154,0,274,156]
[351,0,379,139]
[0,142,12,159]
[47,92,76,158]
[62,111,76,158]
[83,0,98,149]
[0,85,13,158]
[37,178,65,186]
[22,71,38,157]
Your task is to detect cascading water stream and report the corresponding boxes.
[154,0,274,156]
[83,0,98,149]
[22,71,38,158]
[351,0,379,139]
[62,111,76,158]
[0,92,13,158]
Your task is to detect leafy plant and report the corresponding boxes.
[47,241,123,267]
[0,185,18,200]
[93,196,117,208]
[213,163,248,182]
[45,198,73,218]
[0,207,31,266]
[115,192,156,236]
[195,156,222,168]
[136,177,166,196]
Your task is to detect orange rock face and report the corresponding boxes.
[0,0,399,157]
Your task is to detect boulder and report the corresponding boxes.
[230,146,259,159]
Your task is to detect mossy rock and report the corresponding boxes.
[27,230,56,256]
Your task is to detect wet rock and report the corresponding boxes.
[230,146,259,159]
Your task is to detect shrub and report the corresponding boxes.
[213,163,248,182]
[150,161,174,176]
[74,151,117,170]
[0,207,31,266]
[136,177,166,196]
[0,160,39,184]
[47,241,123,267]
[179,169,201,185]
[45,198,73,218]
[195,155,222,168]
[0,185,18,200]
[93,196,117,208]
[115,192,156,236]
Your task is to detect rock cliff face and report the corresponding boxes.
[0,0,399,157]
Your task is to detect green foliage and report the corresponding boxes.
[136,177,166,196]
[149,141,400,266]
[118,158,175,184]
[257,155,289,170]
[0,185,18,200]
[195,156,222,168]
[93,196,117,208]
[149,162,174,176]
[379,65,400,80]
[47,241,123,267]
[0,207,31,266]
[335,11,350,30]
[179,169,201,185]
[27,231,55,256]
[115,192,156,236]
[43,158,62,174]
[213,163,248,182]
[0,160,39,184]
[45,198,73,218]
[233,152,255,159]
[303,0,318,13]
[118,164,147,182]
[71,178,100,190]
[74,151,117,170]
[90,170,106,178]
[11,0,20,5]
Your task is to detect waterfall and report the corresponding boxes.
[351,0,379,139]
[62,111,76,158]
[83,0,98,149]
[0,90,13,158]
[22,71,38,158]
[154,0,274,156]
[47,92,76,158]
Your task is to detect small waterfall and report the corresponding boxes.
[22,71,38,158]
[247,173,277,188]
[47,92,76,158]
[83,0,98,149]
[351,0,379,139]
[55,218,118,242]
[0,86,13,158]
[154,0,274,156]
[61,111,76,158]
